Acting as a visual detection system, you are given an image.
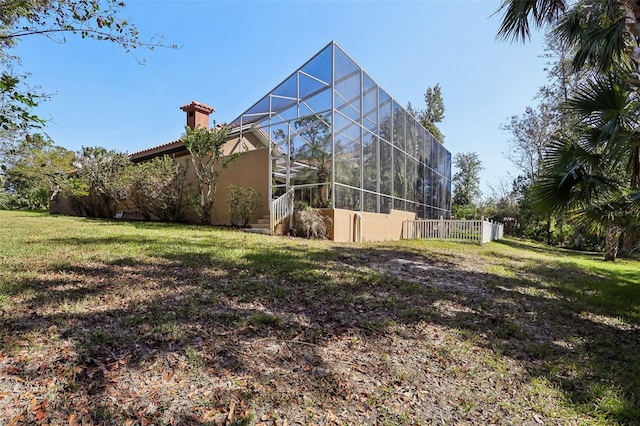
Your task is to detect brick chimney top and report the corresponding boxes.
[180,101,215,129]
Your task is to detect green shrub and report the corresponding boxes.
[128,155,190,222]
[227,184,261,227]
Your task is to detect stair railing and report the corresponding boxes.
[270,187,295,234]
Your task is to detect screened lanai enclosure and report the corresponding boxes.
[230,41,452,220]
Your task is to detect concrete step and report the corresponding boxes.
[243,228,270,235]
[244,214,274,235]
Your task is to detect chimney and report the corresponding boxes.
[180,101,215,129]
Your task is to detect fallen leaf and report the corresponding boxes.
[201,409,217,422]
[227,400,236,424]
[67,413,79,425]
[7,415,22,426]
[35,407,47,421]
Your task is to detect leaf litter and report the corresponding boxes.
[1,227,635,425]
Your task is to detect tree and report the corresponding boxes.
[482,176,520,230]
[502,36,585,180]
[496,0,640,77]
[501,36,596,246]
[496,0,640,258]
[1,133,74,209]
[452,152,483,218]
[182,125,240,225]
[0,172,8,209]
[419,84,445,143]
[0,66,44,133]
[127,155,190,222]
[501,102,556,180]
[65,146,131,218]
[496,0,567,43]
[290,115,333,187]
[0,0,173,132]
[533,70,640,260]
[276,114,334,207]
[500,88,567,244]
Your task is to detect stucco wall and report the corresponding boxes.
[323,208,417,242]
[141,145,269,225]
[211,148,269,225]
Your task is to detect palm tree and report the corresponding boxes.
[496,0,567,43]
[497,0,639,73]
[498,0,640,258]
[533,70,640,260]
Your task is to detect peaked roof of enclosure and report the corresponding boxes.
[229,40,336,129]
[229,41,443,145]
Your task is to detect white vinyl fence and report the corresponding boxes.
[402,217,504,245]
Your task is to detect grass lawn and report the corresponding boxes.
[0,210,639,425]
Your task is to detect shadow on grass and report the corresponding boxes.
[1,230,639,423]
[495,238,604,260]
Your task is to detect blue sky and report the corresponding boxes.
[15,0,549,194]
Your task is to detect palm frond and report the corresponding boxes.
[564,70,640,160]
[533,138,626,215]
[496,0,567,42]
[553,0,630,72]
[564,68,640,186]
[566,71,629,124]
[629,136,640,188]
[572,191,640,233]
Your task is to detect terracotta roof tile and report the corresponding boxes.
[129,139,185,161]
[180,101,215,113]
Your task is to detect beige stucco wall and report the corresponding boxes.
[322,208,417,242]
[211,147,269,225]
[154,144,269,225]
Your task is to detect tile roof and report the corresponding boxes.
[128,139,185,162]
[180,101,215,114]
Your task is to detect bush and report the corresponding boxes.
[64,147,131,218]
[293,207,332,239]
[227,184,261,227]
[128,156,190,222]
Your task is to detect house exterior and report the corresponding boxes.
[52,41,452,242]
[128,102,272,227]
